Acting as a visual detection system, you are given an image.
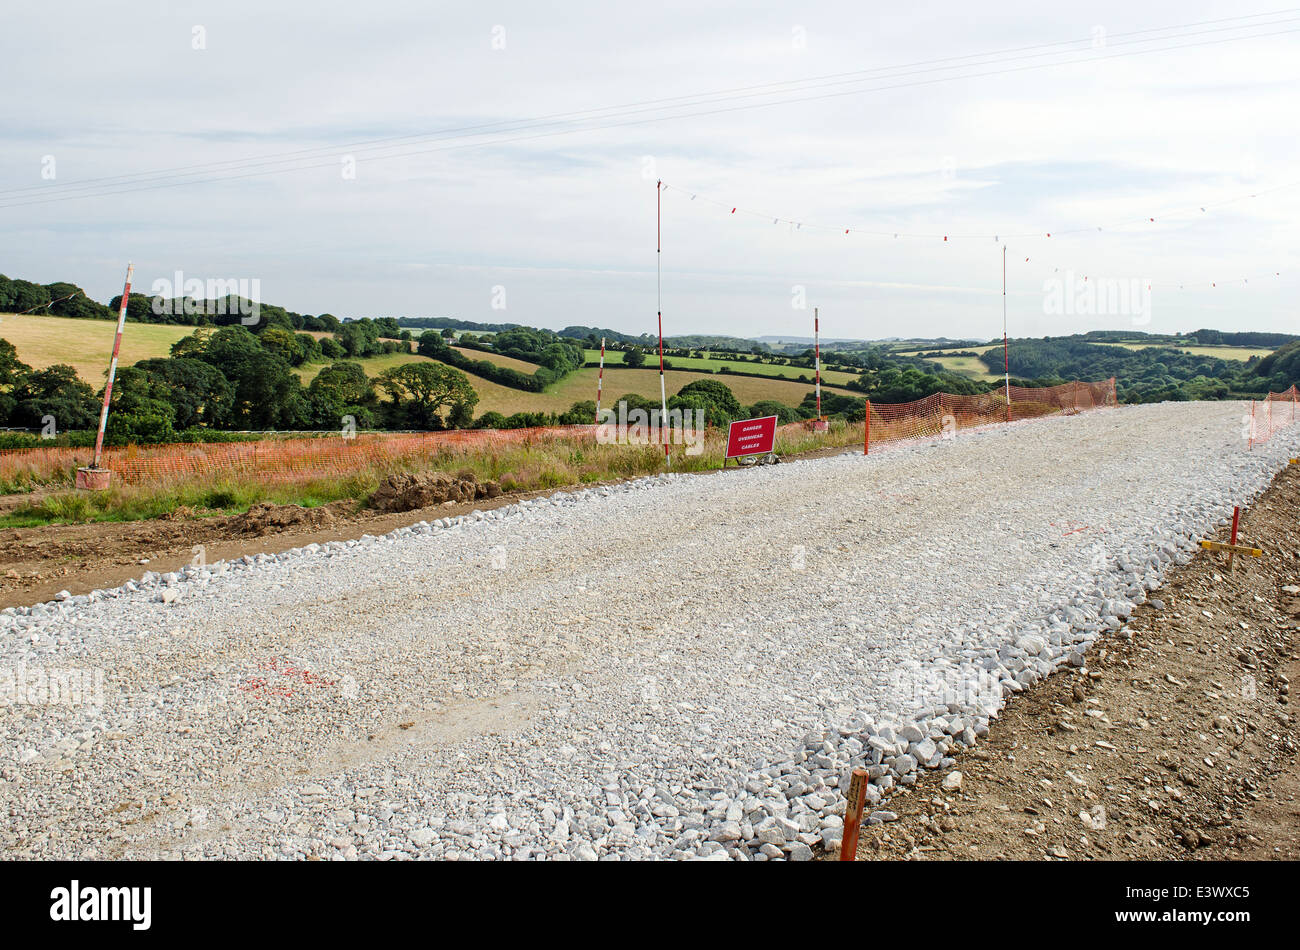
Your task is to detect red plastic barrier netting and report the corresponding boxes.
[866,378,1118,447]
[1248,385,1299,447]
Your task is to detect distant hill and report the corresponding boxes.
[756,335,981,348]
[391,317,523,332]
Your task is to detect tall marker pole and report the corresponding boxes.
[657,179,668,461]
[814,307,822,420]
[95,262,133,468]
[77,262,133,490]
[1002,245,1010,423]
[595,337,605,424]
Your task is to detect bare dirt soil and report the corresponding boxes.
[0,490,528,610]
[846,461,1300,861]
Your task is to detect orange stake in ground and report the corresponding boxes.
[840,768,869,861]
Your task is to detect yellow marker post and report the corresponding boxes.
[1198,540,1263,557]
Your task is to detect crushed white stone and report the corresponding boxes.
[1,401,1296,861]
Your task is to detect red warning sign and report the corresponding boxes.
[725,415,778,459]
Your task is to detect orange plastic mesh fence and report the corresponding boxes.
[866,378,1118,448]
[1247,385,1299,447]
[19,377,1291,488]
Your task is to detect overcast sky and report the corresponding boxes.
[2,1,1297,342]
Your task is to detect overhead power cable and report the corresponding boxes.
[1,12,1296,210]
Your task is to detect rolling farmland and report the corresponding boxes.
[584,348,861,386]
[891,340,1272,381]
[1,315,854,419]
[0,313,193,381]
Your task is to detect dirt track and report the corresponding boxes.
[848,461,1300,861]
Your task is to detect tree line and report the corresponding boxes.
[982,339,1295,401]
[0,326,482,445]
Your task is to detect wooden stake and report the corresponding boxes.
[863,399,870,455]
[1228,505,1240,573]
[1199,540,1262,558]
[840,768,869,861]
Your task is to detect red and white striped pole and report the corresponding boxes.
[595,337,605,424]
[1003,245,1011,423]
[814,307,822,420]
[657,179,668,461]
[93,262,133,469]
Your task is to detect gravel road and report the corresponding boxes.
[2,401,1297,860]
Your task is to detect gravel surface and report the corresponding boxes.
[2,401,1297,861]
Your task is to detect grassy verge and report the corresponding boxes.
[0,422,866,527]
[1,474,376,527]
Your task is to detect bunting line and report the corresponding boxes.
[659,177,1300,242]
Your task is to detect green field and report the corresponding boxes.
[926,354,1003,380]
[889,344,1002,380]
[296,346,860,416]
[584,348,861,386]
[294,353,850,416]
[551,367,857,414]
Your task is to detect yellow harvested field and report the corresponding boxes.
[293,352,428,382]
[1096,342,1273,361]
[927,354,1002,380]
[893,344,997,357]
[897,340,1273,362]
[450,346,539,373]
[0,313,194,382]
